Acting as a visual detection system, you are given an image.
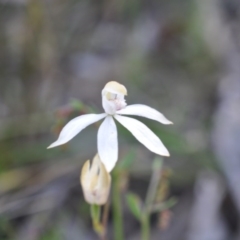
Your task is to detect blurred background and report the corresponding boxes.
[1,0,240,239]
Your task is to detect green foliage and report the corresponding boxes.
[40,228,60,240]
[150,197,177,214]
[0,140,64,171]
[0,218,13,240]
[117,151,135,171]
[126,192,143,221]
[70,99,84,111]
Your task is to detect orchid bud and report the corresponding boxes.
[80,154,111,205]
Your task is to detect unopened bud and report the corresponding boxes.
[80,154,111,205]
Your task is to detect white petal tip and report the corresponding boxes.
[160,153,170,157]
[157,149,170,157]
[47,142,59,149]
[162,119,173,125]
[110,162,117,172]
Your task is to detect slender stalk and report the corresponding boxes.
[145,158,163,210]
[91,205,100,222]
[142,158,163,240]
[90,204,104,239]
[101,200,110,240]
[141,214,150,240]
[112,171,124,240]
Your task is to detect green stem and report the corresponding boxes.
[145,158,163,209]
[91,205,100,222]
[141,158,163,240]
[101,200,110,240]
[112,171,124,240]
[90,205,103,238]
[141,214,150,240]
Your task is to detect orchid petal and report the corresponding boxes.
[98,116,118,172]
[117,104,173,125]
[115,115,169,156]
[48,113,106,148]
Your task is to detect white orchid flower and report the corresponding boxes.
[81,154,111,205]
[48,81,172,172]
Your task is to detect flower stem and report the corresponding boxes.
[101,200,110,240]
[90,202,110,240]
[141,158,163,240]
[90,204,104,238]
[145,158,163,209]
[141,214,150,240]
[112,171,124,240]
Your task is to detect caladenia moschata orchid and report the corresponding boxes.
[48,81,173,172]
[81,154,111,205]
